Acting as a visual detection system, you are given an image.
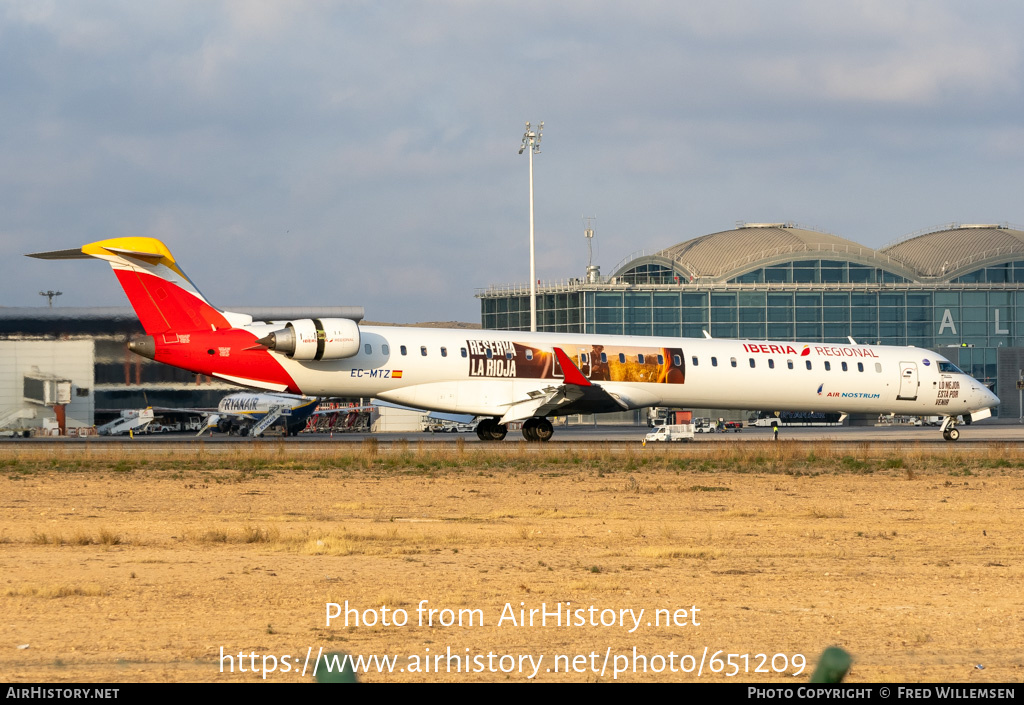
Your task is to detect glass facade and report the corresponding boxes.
[619,263,679,285]
[953,260,1024,283]
[725,261,907,284]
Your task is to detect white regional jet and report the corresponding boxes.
[29,238,999,442]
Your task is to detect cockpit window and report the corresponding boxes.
[937,361,964,374]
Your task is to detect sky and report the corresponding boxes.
[3,1,1024,323]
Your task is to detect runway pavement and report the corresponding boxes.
[6,418,1024,447]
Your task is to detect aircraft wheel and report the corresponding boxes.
[488,421,507,441]
[948,428,960,441]
[522,418,538,441]
[476,419,492,441]
[534,418,554,442]
[477,418,506,441]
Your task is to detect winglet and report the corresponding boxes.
[553,347,591,387]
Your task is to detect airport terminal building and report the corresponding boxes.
[478,222,1024,417]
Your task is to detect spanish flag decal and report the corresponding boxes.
[393,370,403,379]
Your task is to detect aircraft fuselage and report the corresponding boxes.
[147,325,996,420]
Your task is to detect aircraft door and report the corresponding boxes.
[897,361,918,401]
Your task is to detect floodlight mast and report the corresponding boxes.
[520,121,543,332]
[39,290,62,307]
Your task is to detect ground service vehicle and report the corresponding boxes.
[644,424,695,442]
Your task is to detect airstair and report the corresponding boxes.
[97,408,155,436]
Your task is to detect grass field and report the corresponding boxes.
[2,440,1022,682]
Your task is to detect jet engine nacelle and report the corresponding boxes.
[257,318,360,361]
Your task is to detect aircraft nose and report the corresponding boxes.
[973,384,999,409]
[985,387,1000,408]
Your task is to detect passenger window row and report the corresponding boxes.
[690,355,881,373]
[380,345,470,358]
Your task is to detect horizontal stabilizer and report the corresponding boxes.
[27,240,173,262]
[98,246,166,263]
[28,237,235,335]
[26,248,92,260]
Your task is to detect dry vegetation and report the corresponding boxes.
[1,440,1023,682]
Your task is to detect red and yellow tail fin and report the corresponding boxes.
[28,237,232,335]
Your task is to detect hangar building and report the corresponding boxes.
[478,222,1024,417]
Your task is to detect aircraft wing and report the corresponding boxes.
[151,405,222,416]
[152,405,217,415]
[151,405,262,424]
[497,347,628,425]
[311,402,475,425]
[497,384,587,425]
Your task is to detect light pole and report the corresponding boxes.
[519,121,543,332]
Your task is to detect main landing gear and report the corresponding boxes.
[522,417,554,442]
[475,417,554,442]
[475,418,507,442]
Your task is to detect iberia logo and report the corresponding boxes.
[801,345,811,357]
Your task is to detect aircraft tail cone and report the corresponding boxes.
[127,336,156,360]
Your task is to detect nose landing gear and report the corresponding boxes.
[940,416,960,442]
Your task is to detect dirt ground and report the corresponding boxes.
[1,442,1022,683]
